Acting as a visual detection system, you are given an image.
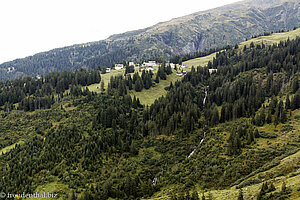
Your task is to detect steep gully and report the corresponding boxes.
[152,86,209,186]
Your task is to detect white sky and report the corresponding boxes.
[0,0,240,64]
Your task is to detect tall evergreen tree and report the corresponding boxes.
[135,78,143,92]
[237,189,244,200]
[285,94,290,109]
[291,78,299,93]
[291,92,300,110]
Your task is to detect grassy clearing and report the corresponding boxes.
[129,72,182,106]
[0,140,24,155]
[27,179,69,200]
[88,68,126,92]
[87,66,182,105]
[183,52,217,68]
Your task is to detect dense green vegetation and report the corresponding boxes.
[0,69,100,112]
[0,32,299,200]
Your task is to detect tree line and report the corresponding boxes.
[0,69,101,111]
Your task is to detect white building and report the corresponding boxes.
[143,61,157,67]
[106,68,111,73]
[115,64,124,70]
[129,62,135,67]
[209,69,218,73]
[141,67,155,71]
[170,63,176,69]
[176,71,183,76]
[145,67,154,71]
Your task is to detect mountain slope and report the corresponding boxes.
[0,0,299,80]
[0,28,299,200]
[183,28,300,68]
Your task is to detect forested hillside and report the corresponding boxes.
[0,29,299,199]
[0,0,299,80]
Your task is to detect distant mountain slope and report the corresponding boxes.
[0,0,299,80]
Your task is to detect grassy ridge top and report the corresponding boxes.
[184,28,300,68]
[240,28,300,48]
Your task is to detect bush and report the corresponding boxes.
[259,132,278,138]
[236,178,262,189]
[281,125,293,133]
[294,115,300,120]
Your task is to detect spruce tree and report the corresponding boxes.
[237,189,244,200]
[281,182,286,193]
[68,189,76,200]
[135,78,143,92]
[254,129,259,138]
[266,110,272,124]
[191,190,199,200]
[100,81,105,92]
[291,78,299,93]
[291,93,300,110]
[269,182,276,192]
[285,94,290,109]
[155,74,160,83]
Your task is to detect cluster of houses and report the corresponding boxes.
[106,62,137,73]
[175,65,218,76]
[140,61,156,71]
[104,60,218,75]
[105,61,159,73]
[106,63,125,73]
[140,61,177,71]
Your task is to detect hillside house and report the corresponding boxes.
[166,62,175,69]
[176,71,183,76]
[141,67,155,71]
[145,67,154,71]
[129,62,135,67]
[143,61,157,67]
[209,69,218,73]
[106,68,111,73]
[115,64,124,70]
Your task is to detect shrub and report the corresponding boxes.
[259,132,278,138]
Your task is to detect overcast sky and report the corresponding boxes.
[0,0,240,64]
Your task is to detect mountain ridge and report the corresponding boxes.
[0,0,299,80]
